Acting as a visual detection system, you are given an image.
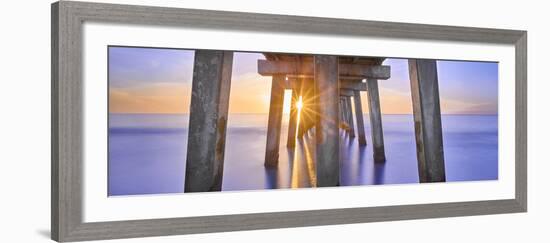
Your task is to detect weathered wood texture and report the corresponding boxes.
[185,51,234,192]
[353,90,367,146]
[341,98,348,130]
[339,97,347,130]
[365,78,386,162]
[340,88,355,96]
[340,80,368,91]
[297,79,315,137]
[285,78,366,91]
[259,60,390,79]
[314,56,340,187]
[345,97,355,137]
[515,33,528,211]
[264,75,286,167]
[286,88,300,148]
[408,60,446,182]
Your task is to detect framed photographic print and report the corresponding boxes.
[52,1,527,242]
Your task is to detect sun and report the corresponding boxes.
[296,97,304,110]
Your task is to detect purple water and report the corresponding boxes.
[108,114,498,196]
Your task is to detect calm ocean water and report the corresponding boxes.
[108,113,498,196]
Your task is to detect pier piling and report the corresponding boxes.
[264,75,286,167]
[366,78,386,163]
[314,55,340,187]
[408,59,446,182]
[353,90,367,146]
[297,79,315,138]
[185,50,233,192]
[286,88,299,148]
[345,96,355,137]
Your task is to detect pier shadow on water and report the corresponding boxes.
[259,129,393,190]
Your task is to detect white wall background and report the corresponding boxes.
[0,0,547,242]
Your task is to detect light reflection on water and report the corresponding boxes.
[108,114,498,196]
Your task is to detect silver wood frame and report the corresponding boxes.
[52,1,527,241]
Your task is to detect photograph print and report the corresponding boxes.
[108,46,498,196]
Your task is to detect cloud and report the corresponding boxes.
[109,72,275,114]
[450,101,498,115]
[363,86,496,115]
[109,83,191,114]
[109,72,497,115]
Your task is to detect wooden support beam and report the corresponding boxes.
[340,80,367,91]
[314,55,340,187]
[185,50,233,192]
[339,96,353,133]
[304,99,317,135]
[286,88,299,148]
[366,78,386,162]
[353,90,367,146]
[264,75,286,167]
[286,78,366,91]
[340,88,355,97]
[408,59,446,182]
[259,59,391,80]
[339,97,347,130]
[345,97,355,137]
[297,79,315,137]
[282,78,301,90]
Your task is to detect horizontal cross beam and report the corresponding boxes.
[340,80,367,91]
[282,78,367,91]
[340,89,356,97]
[258,60,391,80]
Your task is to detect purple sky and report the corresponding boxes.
[108,46,498,115]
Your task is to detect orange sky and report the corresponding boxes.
[109,73,278,114]
[108,48,498,115]
[108,75,487,115]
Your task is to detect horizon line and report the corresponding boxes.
[109,112,498,116]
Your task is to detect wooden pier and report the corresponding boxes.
[184,51,446,191]
[257,54,392,180]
